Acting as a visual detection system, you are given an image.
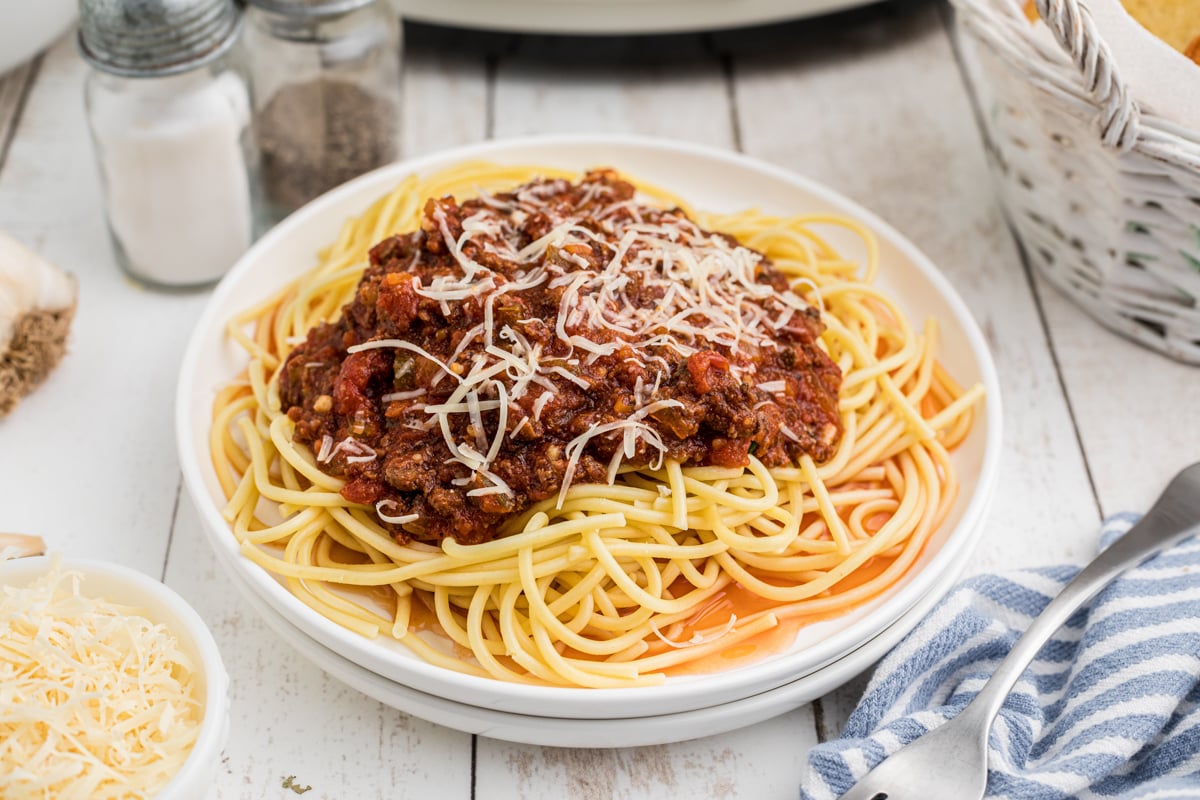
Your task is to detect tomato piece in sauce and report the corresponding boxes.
[687,350,731,394]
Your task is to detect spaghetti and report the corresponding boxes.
[210,162,983,688]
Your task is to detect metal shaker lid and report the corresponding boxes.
[245,0,375,17]
[78,0,242,77]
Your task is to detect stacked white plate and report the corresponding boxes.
[177,136,1002,747]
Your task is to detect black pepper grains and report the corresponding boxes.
[256,78,399,220]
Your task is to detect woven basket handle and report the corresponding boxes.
[1034,0,1141,150]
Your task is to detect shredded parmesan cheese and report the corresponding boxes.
[376,500,420,525]
[378,176,816,498]
[650,614,739,649]
[0,566,202,799]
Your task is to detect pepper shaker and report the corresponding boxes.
[79,0,256,290]
[242,0,403,225]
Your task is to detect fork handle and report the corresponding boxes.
[966,463,1200,725]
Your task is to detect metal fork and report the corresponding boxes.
[840,462,1200,800]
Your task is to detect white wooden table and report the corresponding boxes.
[2,2,1198,797]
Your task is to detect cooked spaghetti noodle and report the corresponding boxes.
[210,161,982,688]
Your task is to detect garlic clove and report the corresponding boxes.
[0,232,77,417]
[0,533,46,560]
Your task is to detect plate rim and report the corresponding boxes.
[395,0,879,36]
[176,132,1003,717]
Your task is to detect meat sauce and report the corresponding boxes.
[279,171,842,544]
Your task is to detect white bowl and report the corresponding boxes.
[0,556,230,800]
[0,0,75,75]
[177,135,1002,720]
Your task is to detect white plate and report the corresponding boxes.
[177,135,1002,721]
[216,503,980,748]
[394,0,879,35]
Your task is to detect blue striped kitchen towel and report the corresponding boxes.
[802,513,1200,799]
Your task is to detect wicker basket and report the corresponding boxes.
[950,0,1200,363]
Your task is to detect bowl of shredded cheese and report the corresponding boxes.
[0,556,229,799]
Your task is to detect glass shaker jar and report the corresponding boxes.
[79,0,256,290]
[242,0,403,226]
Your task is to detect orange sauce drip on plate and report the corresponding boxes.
[663,552,901,676]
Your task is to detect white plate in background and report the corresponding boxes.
[394,0,879,35]
[0,0,74,75]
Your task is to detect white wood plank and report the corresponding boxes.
[401,23,492,158]
[0,59,37,164]
[166,493,474,799]
[730,6,1099,571]
[476,708,818,800]
[492,35,734,147]
[0,37,203,574]
[1035,276,1200,516]
[814,671,870,742]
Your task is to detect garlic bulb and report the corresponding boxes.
[0,232,77,416]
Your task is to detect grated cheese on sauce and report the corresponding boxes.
[0,567,202,799]
[342,176,816,502]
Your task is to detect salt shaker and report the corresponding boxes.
[242,0,403,225]
[79,0,256,290]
